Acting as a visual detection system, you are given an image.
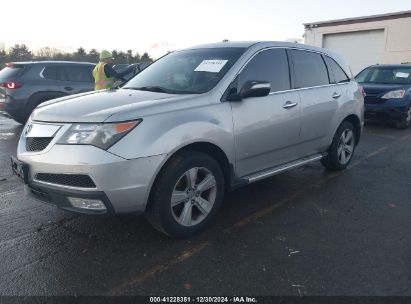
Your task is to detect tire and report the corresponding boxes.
[321,121,356,171]
[395,107,411,129]
[146,151,225,238]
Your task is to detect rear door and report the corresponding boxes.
[41,65,71,94]
[230,48,301,177]
[62,65,95,94]
[289,49,340,156]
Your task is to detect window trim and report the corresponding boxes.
[223,46,351,102]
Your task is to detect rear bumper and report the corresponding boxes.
[365,100,410,121]
[3,95,28,121]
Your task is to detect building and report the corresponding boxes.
[304,10,411,75]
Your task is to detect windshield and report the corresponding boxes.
[123,48,246,94]
[356,66,411,85]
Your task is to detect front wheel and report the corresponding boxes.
[395,107,411,129]
[321,121,356,171]
[146,151,225,238]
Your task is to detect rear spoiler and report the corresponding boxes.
[5,62,25,68]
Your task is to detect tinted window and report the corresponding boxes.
[42,66,68,81]
[325,56,350,84]
[124,48,245,94]
[0,66,25,79]
[356,67,411,85]
[291,50,329,88]
[239,49,290,93]
[65,66,94,82]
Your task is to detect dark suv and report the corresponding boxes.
[0,61,95,123]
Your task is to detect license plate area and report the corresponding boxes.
[11,157,29,184]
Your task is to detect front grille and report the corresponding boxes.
[365,96,385,105]
[35,173,96,188]
[26,137,53,152]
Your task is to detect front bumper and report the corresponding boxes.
[18,144,167,214]
[25,182,115,215]
[365,99,410,121]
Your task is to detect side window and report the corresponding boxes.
[42,66,68,81]
[325,56,350,84]
[42,66,57,79]
[239,49,290,93]
[290,50,329,88]
[64,66,94,82]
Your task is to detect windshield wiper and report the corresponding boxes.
[124,86,200,95]
[127,86,171,93]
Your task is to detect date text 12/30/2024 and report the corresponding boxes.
[150,297,258,303]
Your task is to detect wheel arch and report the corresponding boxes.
[341,114,362,145]
[146,141,233,211]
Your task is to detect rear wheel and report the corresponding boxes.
[146,151,225,238]
[395,107,411,129]
[321,121,356,171]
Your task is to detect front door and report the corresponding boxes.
[230,48,302,177]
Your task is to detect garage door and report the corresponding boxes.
[323,30,385,75]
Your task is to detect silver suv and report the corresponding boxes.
[13,42,364,238]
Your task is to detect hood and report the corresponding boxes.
[32,89,193,123]
[361,83,411,96]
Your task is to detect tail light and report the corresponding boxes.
[0,82,23,89]
[359,86,366,97]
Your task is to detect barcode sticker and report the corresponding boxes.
[395,72,409,78]
[194,60,228,73]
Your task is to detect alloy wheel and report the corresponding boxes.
[170,167,217,227]
[337,129,355,165]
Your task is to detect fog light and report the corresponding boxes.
[68,197,106,210]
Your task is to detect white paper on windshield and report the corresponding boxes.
[395,72,410,78]
[194,60,228,73]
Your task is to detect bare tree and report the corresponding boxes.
[36,47,62,60]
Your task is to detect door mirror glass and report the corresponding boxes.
[240,80,271,99]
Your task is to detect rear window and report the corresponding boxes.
[324,56,350,84]
[64,66,94,82]
[0,66,25,79]
[42,66,68,81]
[356,67,411,84]
[290,50,329,88]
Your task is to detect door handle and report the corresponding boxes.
[64,86,73,91]
[332,92,341,99]
[283,101,298,109]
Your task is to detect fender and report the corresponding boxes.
[108,102,236,165]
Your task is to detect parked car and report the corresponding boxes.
[12,42,364,238]
[356,64,411,129]
[0,61,95,124]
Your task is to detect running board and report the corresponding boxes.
[246,154,324,183]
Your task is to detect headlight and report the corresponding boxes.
[57,120,141,150]
[381,89,406,99]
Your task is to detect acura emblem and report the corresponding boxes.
[24,124,33,136]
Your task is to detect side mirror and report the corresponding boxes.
[240,81,271,99]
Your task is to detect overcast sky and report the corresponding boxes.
[2,0,410,58]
